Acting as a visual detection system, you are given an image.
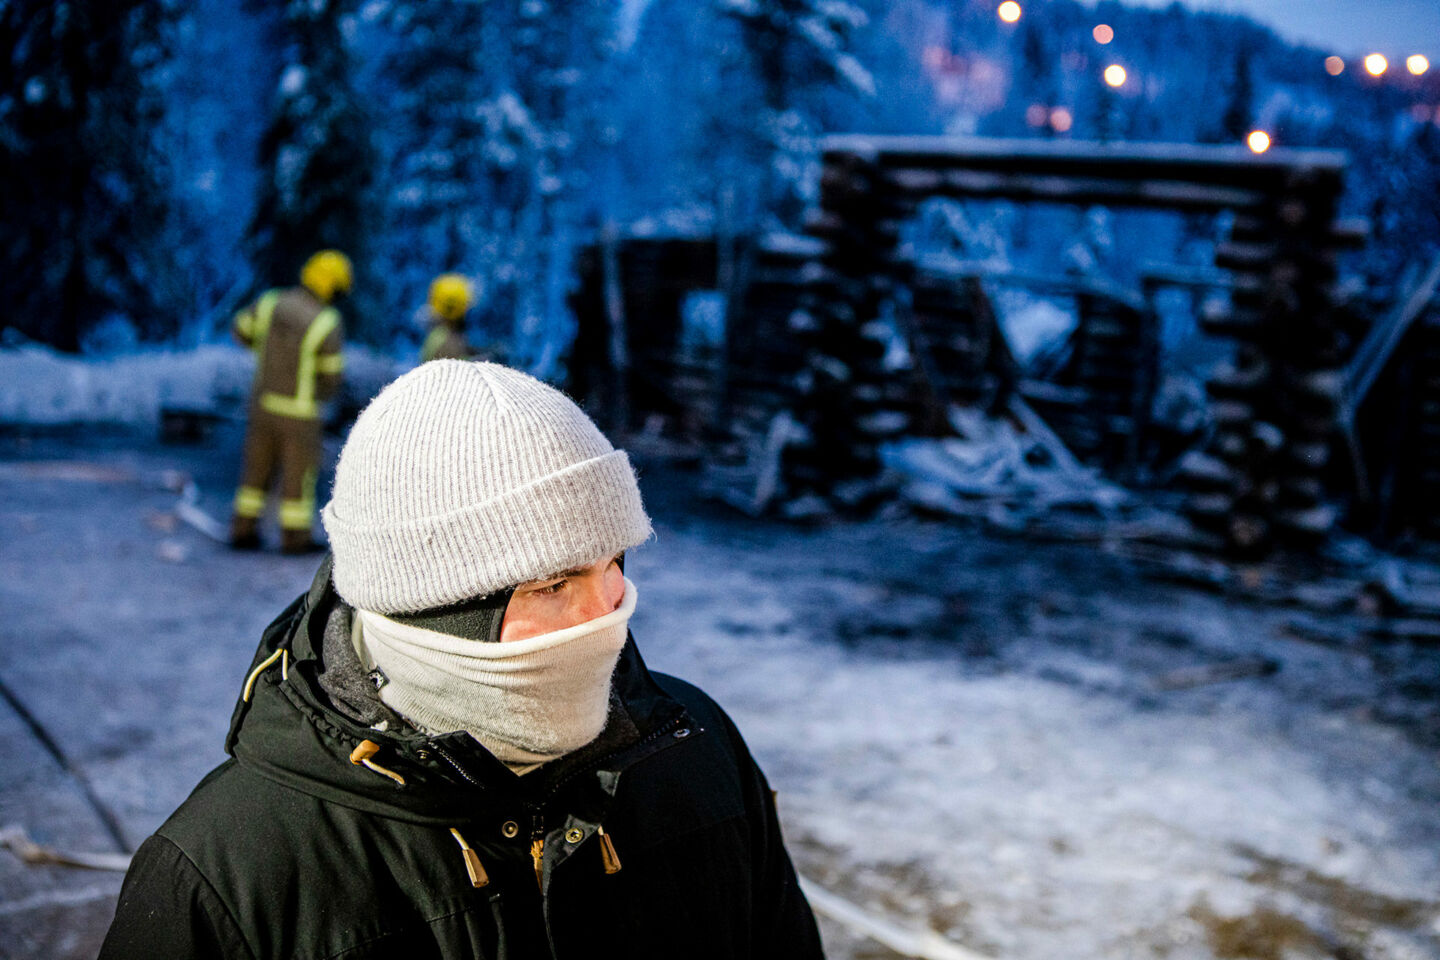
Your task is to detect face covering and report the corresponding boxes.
[354,578,637,773]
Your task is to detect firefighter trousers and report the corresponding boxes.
[230,406,322,551]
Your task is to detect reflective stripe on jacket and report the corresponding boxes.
[234,287,345,420]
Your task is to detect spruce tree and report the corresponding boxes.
[246,0,375,333]
[0,0,177,352]
[1219,44,1254,144]
[496,0,615,369]
[375,0,615,362]
[379,0,492,329]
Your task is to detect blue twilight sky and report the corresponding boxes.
[1117,0,1440,61]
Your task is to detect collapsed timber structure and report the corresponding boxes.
[796,136,1362,549]
[566,137,1440,555]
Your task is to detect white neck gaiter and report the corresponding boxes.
[354,578,637,774]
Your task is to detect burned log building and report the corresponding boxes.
[567,136,1440,555]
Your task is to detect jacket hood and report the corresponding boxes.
[224,557,693,826]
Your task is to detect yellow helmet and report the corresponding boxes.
[428,273,475,322]
[299,250,354,302]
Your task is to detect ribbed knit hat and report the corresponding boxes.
[322,361,652,614]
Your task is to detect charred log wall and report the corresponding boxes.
[800,137,1353,550]
[568,237,719,434]
[1184,171,1353,553]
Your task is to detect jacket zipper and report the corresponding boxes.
[431,742,482,788]
[527,716,692,895]
[436,717,694,894]
[529,811,546,891]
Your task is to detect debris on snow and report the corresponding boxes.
[174,480,230,544]
[0,461,137,486]
[0,826,131,873]
[143,509,179,535]
[799,876,996,960]
[881,398,1148,533]
[1151,656,1279,692]
[155,540,190,564]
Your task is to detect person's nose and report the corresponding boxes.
[578,567,624,621]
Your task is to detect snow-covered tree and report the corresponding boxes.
[719,0,874,228]
[377,0,494,335]
[246,0,376,333]
[491,0,617,373]
[371,0,617,369]
[159,0,278,343]
[0,0,178,352]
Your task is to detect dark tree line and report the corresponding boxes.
[245,0,375,328]
[1,0,1435,353]
[0,1,177,351]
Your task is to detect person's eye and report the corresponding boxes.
[534,579,567,596]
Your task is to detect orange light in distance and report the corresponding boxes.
[1247,130,1271,154]
[1409,55,1431,76]
[1365,53,1388,76]
[1093,24,1114,44]
[1324,56,1345,76]
[1049,107,1074,132]
[1103,64,1127,87]
[998,2,1022,23]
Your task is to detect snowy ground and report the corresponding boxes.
[0,416,1438,959]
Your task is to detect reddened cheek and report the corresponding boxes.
[604,567,625,611]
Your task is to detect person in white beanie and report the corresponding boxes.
[102,361,824,959]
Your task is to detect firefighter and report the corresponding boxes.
[420,273,476,362]
[229,249,350,554]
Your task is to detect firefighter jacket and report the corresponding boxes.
[234,287,345,420]
[100,560,824,959]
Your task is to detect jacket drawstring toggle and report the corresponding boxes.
[597,825,622,875]
[448,828,490,888]
[348,739,406,786]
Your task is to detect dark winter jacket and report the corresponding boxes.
[99,561,823,959]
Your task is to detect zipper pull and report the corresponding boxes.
[448,828,490,888]
[597,825,622,875]
[530,837,545,891]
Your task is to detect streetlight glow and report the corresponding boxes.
[1324,56,1344,76]
[1409,55,1430,76]
[998,1,1021,23]
[1049,107,1074,132]
[1365,53,1388,76]
[1103,64,1127,88]
[1093,24,1114,45]
[1247,130,1271,154]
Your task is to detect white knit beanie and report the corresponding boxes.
[322,361,652,614]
